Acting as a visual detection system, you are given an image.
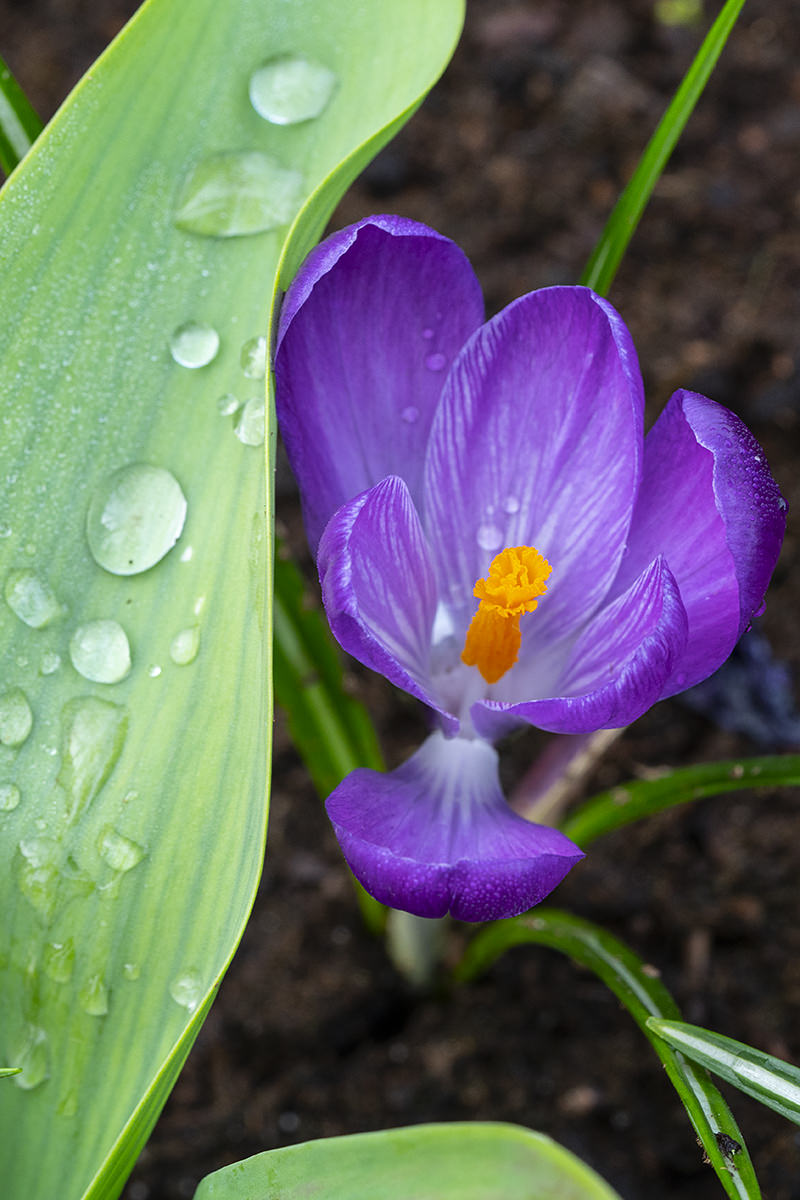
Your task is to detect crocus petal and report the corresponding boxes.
[275,215,484,551]
[615,390,786,696]
[423,286,644,651]
[317,476,458,734]
[473,556,687,738]
[326,731,584,921]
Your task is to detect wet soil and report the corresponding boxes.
[4,1,800,1196]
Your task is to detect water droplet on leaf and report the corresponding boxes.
[40,651,61,676]
[0,689,33,747]
[235,397,265,446]
[174,151,303,238]
[11,1025,49,1090]
[217,393,241,416]
[0,782,21,812]
[43,940,75,983]
[240,336,267,379]
[170,970,203,1012]
[78,974,109,1017]
[248,55,337,125]
[69,620,131,684]
[58,697,128,823]
[87,463,187,576]
[170,627,200,666]
[4,568,63,628]
[97,826,146,872]
[122,962,140,981]
[169,321,220,368]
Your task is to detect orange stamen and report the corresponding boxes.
[461,545,552,684]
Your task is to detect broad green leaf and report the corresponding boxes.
[581,0,746,295]
[648,1019,800,1126]
[0,54,41,176]
[193,1122,622,1200]
[0,2,465,1198]
[458,910,760,1200]
[560,756,800,848]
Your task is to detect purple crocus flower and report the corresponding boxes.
[275,215,785,923]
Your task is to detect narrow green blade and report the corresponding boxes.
[0,53,42,175]
[648,1019,800,1126]
[458,910,760,1200]
[561,756,800,847]
[0,2,465,1198]
[581,0,746,295]
[194,1122,622,1200]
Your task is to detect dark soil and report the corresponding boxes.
[5,1,800,1197]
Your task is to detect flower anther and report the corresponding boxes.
[462,546,553,683]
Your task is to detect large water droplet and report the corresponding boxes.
[240,336,267,379]
[58,697,128,824]
[4,568,63,628]
[170,970,203,1012]
[0,782,21,811]
[79,974,109,1017]
[476,524,503,552]
[97,826,145,873]
[69,620,131,684]
[174,151,303,238]
[87,463,187,576]
[10,1025,49,1090]
[234,397,265,446]
[170,627,200,666]
[249,55,337,125]
[169,321,220,368]
[0,689,33,747]
[43,939,75,984]
[401,406,419,424]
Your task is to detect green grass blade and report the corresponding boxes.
[561,756,800,848]
[580,0,746,295]
[0,53,42,175]
[457,910,760,1200]
[194,1122,622,1200]
[0,1,465,1197]
[648,1019,800,1126]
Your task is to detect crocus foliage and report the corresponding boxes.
[275,215,785,923]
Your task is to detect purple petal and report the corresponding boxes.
[615,390,786,696]
[275,215,484,551]
[423,286,644,654]
[474,557,687,738]
[326,731,584,921]
[317,476,458,735]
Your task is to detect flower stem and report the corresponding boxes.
[510,728,624,826]
[386,909,449,989]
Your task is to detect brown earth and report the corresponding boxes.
[4,1,800,1196]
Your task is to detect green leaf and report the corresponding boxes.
[580,0,746,295]
[457,910,760,1200]
[0,53,42,176]
[648,1019,800,1126]
[0,1066,22,1077]
[193,1122,622,1200]
[560,756,800,848]
[0,1,465,1198]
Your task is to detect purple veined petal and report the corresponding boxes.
[614,390,786,697]
[423,286,645,654]
[317,475,459,735]
[473,556,687,739]
[275,215,484,552]
[326,731,584,921]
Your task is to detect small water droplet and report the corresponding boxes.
[79,974,109,1017]
[43,939,75,983]
[11,1025,49,1090]
[0,689,33,748]
[502,495,520,515]
[476,524,503,552]
[0,782,21,812]
[58,697,128,824]
[401,406,419,424]
[147,664,162,678]
[4,568,63,628]
[69,620,131,684]
[97,825,146,872]
[87,463,187,576]
[425,352,446,372]
[122,962,140,981]
[0,523,11,538]
[169,321,220,369]
[174,151,303,238]
[422,327,434,340]
[170,970,203,1013]
[40,651,61,676]
[248,55,337,125]
[170,627,200,666]
[234,397,265,446]
[217,393,241,416]
[17,837,60,918]
[240,336,267,379]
